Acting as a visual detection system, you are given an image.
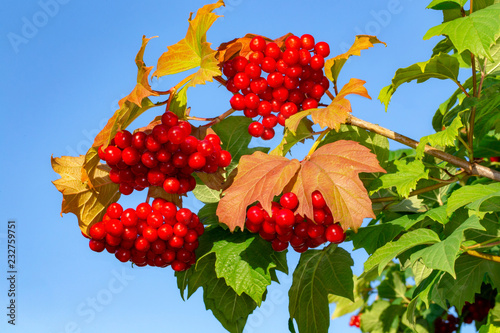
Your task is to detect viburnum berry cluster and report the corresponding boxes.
[461,295,495,325]
[245,191,345,252]
[86,200,204,271]
[349,314,361,328]
[223,34,330,140]
[98,110,232,195]
[434,314,459,333]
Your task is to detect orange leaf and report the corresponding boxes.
[292,140,385,231]
[216,152,301,231]
[325,35,386,84]
[118,36,160,108]
[310,79,371,131]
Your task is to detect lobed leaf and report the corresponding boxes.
[153,1,224,87]
[364,228,441,276]
[216,152,301,231]
[293,140,385,231]
[424,4,500,60]
[372,159,429,198]
[410,214,485,277]
[118,36,160,108]
[379,53,460,110]
[289,246,354,333]
[51,155,120,235]
[417,113,464,158]
[447,182,500,215]
[325,35,386,84]
[270,117,314,157]
[310,79,371,131]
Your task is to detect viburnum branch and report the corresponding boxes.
[304,129,329,160]
[326,90,335,100]
[466,250,500,263]
[347,115,500,182]
[214,76,227,86]
[371,181,452,204]
[201,108,236,128]
[467,52,479,160]
[456,81,471,98]
[464,238,500,250]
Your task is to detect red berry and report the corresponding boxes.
[311,191,326,209]
[301,34,315,50]
[161,111,179,127]
[276,209,295,228]
[302,98,319,110]
[169,235,184,249]
[105,146,122,165]
[267,72,284,88]
[250,36,266,52]
[106,203,123,219]
[168,126,187,145]
[310,54,325,71]
[271,239,289,252]
[249,51,264,64]
[285,35,301,49]
[131,131,147,150]
[115,130,132,149]
[122,147,140,165]
[264,42,281,59]
[247,206,265,224]
[89,222,106,240]
[233,56,248,72]
[314,41,330,58]
[105,219,124,237]
[89,239,105,252]
[136,202,152,220]
[233,72,251,90]
[176,208,193,224]
[262,114,278,128]
[261,57,277,73]
[135,236,150,252]
[248,122,264,137]
[218,150,232,167]
[163,177,180,194]
[230,94,246,110]
[261,127,275,140]
[280,192,299,210]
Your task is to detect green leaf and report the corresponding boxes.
[329,274,371,319]
[427,0,467,10]
[473,92,500,141]
[153,1,223,87]
[379,53,460,110]
[169,85,188,119]
[361,300,404,333]
[483,38,500,75]
[351,214,427,254]
[197,203,221,226]
[212,116,269,174]
[447,182,500,215]
[319,124,390,167]
[434,254,500,312]
[270,118,314,157]
[424,4,500,60]
[364,228,441,276]
[410,215,485,277]
[205,228,283,305]
[417,112,464,158]
[479,324,500,333]
[377,269,407,300]
[193,175,221,203]
[373,159,429,198]
[289,246,354,333]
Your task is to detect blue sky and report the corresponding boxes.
[0,1,477,332]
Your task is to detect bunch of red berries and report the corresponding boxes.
[245,191,345,253]
[222,34,330,140]
[349,314,361,328]
[434,315,459,333]
[461,295,495,324]
[98,110,232,195]
[87,199,204,271]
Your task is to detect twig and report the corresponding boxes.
[202,108,236,128]
[466,250,500,263]
[371,182,452,203]
[346,115,500,181]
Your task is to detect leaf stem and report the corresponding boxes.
[347,115,500,182]
[456,81,471,98]
[466,250,500,263]
[214,76,227,86]
[304,129,329,160]
[467,52,478,161]
[464,238,500,250]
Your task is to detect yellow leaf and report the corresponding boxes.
[51,155,120,235]
[325,35,386,84]
[153,1,224,87]
[119,36,160,108]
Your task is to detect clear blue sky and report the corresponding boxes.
[0,1,476,332]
